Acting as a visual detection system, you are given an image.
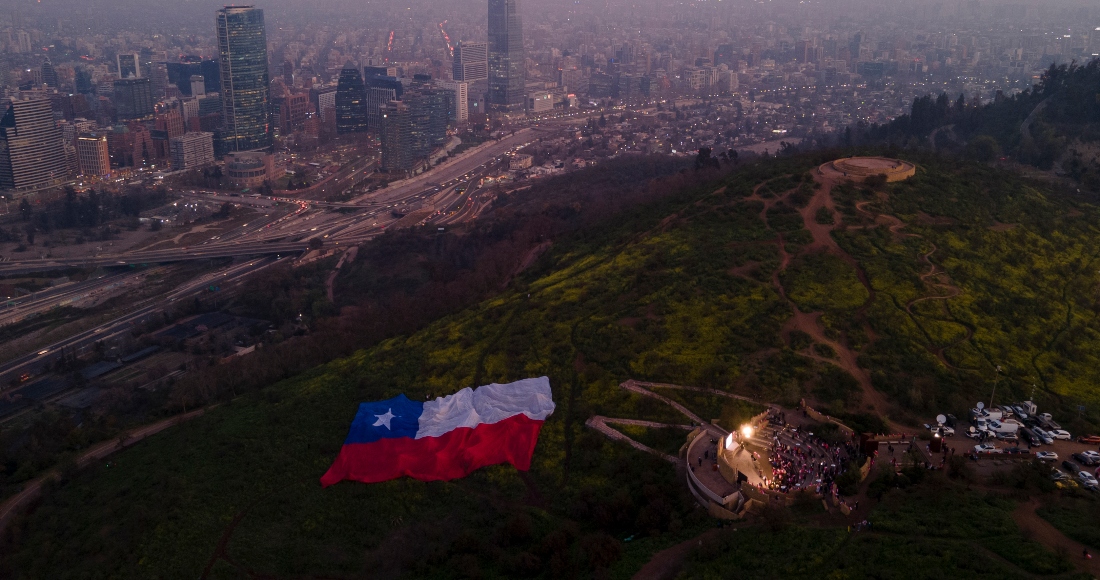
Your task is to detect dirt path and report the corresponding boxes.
[765,171,891,419]
[852,200,973,367]
[631,528,725,580]
[1012,498,1100,578]
[0,407,209,533]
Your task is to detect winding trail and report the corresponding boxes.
[851,200,973,367]
[1012,498,1100,578]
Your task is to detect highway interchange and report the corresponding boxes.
[0,126,549,388]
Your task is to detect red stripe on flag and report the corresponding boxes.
[320,414,545,486]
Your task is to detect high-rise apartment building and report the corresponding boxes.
[118,53,141,78]
[0,96,69,191]
[453,41,489,82]
[365,76,403,133]
[76,134,111,178]
[170,132,215,170]
[488,0,525,112]
[40,58,59,88]
[190,75,206,97]
[335,64,368,134]
[216,5,271,152]
[114,78,155,120]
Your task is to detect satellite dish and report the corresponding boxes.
[976,402,985,410]
[936,414,947,425]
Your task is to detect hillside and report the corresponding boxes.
[4,152,1100,578]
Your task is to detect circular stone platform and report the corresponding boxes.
[819,156,916,183]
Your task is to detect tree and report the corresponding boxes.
[24,223,35,245]
[308,237,323,250]
[18,198,32,221]
[967,135,1001,164]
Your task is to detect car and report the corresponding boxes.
[1077,435,1100,444]
[975,443,1001,454]
[1033,428,1055,444]
[1063,460,1081,473]
[1004,447,1028,455]
[1035,451,1058,461]
[1072,451,1100,466]
[1050,429,1072,440]
[1077,471,1099,488]
[1050,468,1070,481]
[1055,478,1080,490]
[996,433,1018,443]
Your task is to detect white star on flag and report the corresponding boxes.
[373,409,396,429]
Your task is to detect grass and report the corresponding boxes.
[1037,496,1100,550]
[6,152,1100,577]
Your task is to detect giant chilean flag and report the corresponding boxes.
[321,377,555,486]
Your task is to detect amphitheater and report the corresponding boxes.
[819,156,916,183]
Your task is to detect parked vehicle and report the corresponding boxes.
[1078,435,1100,444]
[1033,428,1055,444]
[1050,468,1070,481]
[975,443,1002,454]
[1072,451,1100,466]
[996,432,1019,443]
[1050,429,1072,440]
[1077,471,1098,488]
[1035,451,1058,462]
[1021,428,1042,447]
[1063,460,1081,473]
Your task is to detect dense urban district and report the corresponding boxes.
[1,0,1100,578]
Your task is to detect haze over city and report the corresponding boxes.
[0,0,1099,577]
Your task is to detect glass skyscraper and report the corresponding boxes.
[216,5,271,152]
[488,0,525,113]
[335,64,368,134]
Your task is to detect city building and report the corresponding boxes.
[488,0,525,113]
[216,5,271,152]
[40,58,58,88]
[190,75,206,97]
[453,41,489,82]
[225,149,276,188]
[439,80,469,122]
[380,100,412,172]
[528,91,553,113]
[170,132,215,171]
[365,75,403,133]
[335,64,368,134]
[0,96,69,192]
[273,92,311,135]
[76,134,111,178]
[509,153,533,170]
[117,53,141,78]
[114,77,155,120]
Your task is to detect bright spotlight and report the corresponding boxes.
[741,425,754,440]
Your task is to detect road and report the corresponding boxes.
[0,257,283,387]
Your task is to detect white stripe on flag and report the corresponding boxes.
[415,377,555,439]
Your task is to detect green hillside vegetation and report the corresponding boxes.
[4,151,1100,577]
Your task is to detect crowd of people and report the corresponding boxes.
[761,421,856,495]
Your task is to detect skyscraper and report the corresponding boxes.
[216,5,271,152]
[40,58,58,88]
[488,0,525,113]
[0,96,69,191]
[114,78,155,120]
[380,100,412,172]
[453,41,489,82]
[335,64,368,134]
[117,53,141,78]
[76,134,111,178]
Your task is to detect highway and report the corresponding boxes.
[0,257,283,387]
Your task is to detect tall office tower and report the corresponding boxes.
[76,134,111,177]
[335,64,368,134]
[439,80,468,122]
[453,41,488,82]
[0,96,69,191]
[40,58,59,88]
[74,66,95,94]
[190,75,206,97]
[365,75,403,133]
[216,5,271,152]
[848,32,863,63]
[380,100,412,172]
[713,44,735,67]
[282,60,294,85]
[113,78,155,120]
[487,0,525,112]
[405,80,450,158]
[118,53,141,78]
